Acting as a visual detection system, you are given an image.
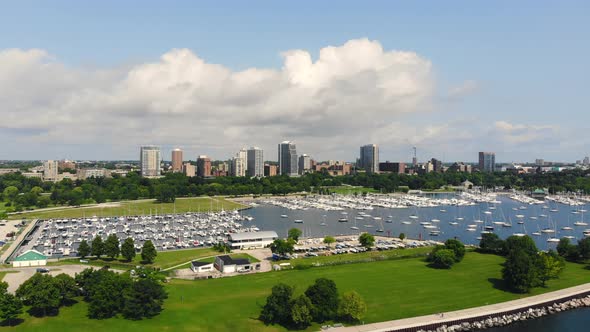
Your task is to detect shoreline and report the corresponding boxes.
[329,283,590,332]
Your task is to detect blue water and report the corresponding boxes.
[241,194,590,250]
[486,307,590,331]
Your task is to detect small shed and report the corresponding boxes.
[12,249,47,267]
[214,255,254,273]
[462,180,474,190]
[190,261,214,273]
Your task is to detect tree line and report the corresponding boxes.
[77,236,158,264]
[260,278,366,329]
[0,267,167,326]
[3,169,590,216]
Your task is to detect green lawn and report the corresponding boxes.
[8,252,590,331]
[8,197,247,220]
[50,247,219,270]
[281,246,433,267]
[323,186,378,195]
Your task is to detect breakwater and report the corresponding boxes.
[411,295,590,332]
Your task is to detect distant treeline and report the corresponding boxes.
[1,169,590,212]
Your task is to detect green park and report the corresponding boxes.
[2,248,589,331]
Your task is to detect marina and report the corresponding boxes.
[12,192,590,258]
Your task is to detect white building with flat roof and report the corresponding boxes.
[227,231,278,249]
[140,146,161,177]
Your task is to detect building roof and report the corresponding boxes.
[228,231,278,241]
[191,261,213,267]
[14,249,47,262]
[217,255,250,266]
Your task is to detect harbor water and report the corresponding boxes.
[486,307,590,331]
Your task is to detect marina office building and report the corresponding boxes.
[227,231,278,249]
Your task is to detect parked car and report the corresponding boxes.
[36,268,50,273]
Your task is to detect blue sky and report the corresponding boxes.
[0,1,589,162]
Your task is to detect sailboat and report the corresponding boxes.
[573,210,588,226]
[350,215,359,230]
[376,219,385,233]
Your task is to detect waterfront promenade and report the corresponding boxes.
[330,283,590,332]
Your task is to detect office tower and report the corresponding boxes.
[298,154,311,175]
[183,163,195,177]
[264,164,278,177]
[43,160,59,181]
[197,155,211,177]
[171,148,183,172]
[278,141,298,176]
[584,156,590,165]
[478,152,496,172]
[359,144,379,173]
[247,147,264,177]
[535,159,545,166]
[431,158,443,173]
[231,156,246,177]
[379,162,406,174]
[140,146,161,178]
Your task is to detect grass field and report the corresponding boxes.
[7,252,590,331]
[50,247,219,270]
[8,197,247,220]
[281,246,433,267]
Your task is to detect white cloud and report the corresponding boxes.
[492,121,557,144]
[0,39,439,160]
[446,80,479,99]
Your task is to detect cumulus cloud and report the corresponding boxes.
[0,39,440,160]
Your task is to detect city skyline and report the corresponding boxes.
[1,2,589,162]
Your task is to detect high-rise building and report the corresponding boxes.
[183,163,195,177]
[43,160,59,182]
[196,155,211,177]
[535,159,545,166]
[264,164,278,177]
[584,156,590,165]
[247,147,264,177]
[231,156,246,177]
[431,158,443,173]
[278,141,298,176]
[298,154,311,175]
[171,148,183,172]
[478,152,496,172]
[359,144,379,173]
[379,162,406,174]
[140,146,161,178]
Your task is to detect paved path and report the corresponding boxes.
[329,283,590,332]
[0,219,37,264]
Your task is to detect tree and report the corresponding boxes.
[141,240,157,264]
[0,281,22,325]
[288,228,302,242]
[86,272,132,319]
[15,273,61,316]
[479,233,505,254]
[502,249,537,293]
[557,237,579,261]
[399,233,406,241]
[30,186,43,196]
[578,237,590,260]
[338,291,366,322]
[358,233,375,249]
[36,195,51,208]
[323,236,336,246]
[536,251,565,287]
[156,184,176,203]
[304,278,339,322]
[122,278,168,320]
[290,295,313,329]
[270,239,295,256]
[104,234,120,259]
[444,239,466,262]
[121,238,136,262]
[53,273,78,305]
[504,235,538,256]
[91,236,104,259]
[3,186,18,203]
[78,239,90,258]
[430,249,456,269]
[260,283,294,325]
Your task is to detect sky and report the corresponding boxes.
[0,0,589,163]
